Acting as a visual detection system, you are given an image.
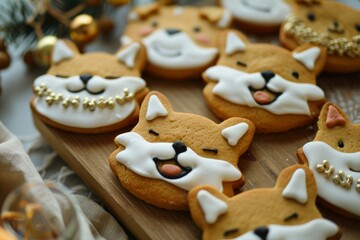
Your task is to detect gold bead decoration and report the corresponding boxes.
[70,14,98,45]
[357,179,360,193]
[332,170,353,189]
[34,36,58,67]
[316,160,334,178]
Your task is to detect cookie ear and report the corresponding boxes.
[139,91,173,122]
[318,102,349,130]
[128,3,159,21]
[52,40,79,64]
[220,30,249,56]
[199,6,232,28]
[116,42,146,70]
[276,165,317,204]
[188,185,229,229]
[292,44,326,75]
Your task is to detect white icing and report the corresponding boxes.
[173,7,184,16]
[282,169,308,204]
[293,47,321,70]
[225,32,246,55]
[52,40,74,63]
[197,190,228,224]
[221,123,249,146]
[145,95,168,121]
[33,75,146,128]
[233,219,338,240]
[116,42,140,69]
[303,141,360,216]
[120,35,133,47]
[127,11,139,21]
[204,65,325,115]
[142,29,218,69]
[115,132,242,191]
[221,0,291,25]
[217,9,232,28]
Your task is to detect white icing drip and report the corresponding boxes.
[303,141,360,216]
[282,169,308,204]
[217,9,232,28]
[221,0,291,25]
[197,190,228,224]
[204,65,324,115]
[116,42,140,69]
[221,123,249,146]
[52,40,74,63]
[233,219,338,240]
[33,75,146,128]
[115,132,241,191]
[225,32,246,55]
[143,29,218,69]
[145,95,168,121]
[292,47,321,70]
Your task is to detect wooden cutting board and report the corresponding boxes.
[34,72,360,240]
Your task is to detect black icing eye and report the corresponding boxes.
[55,74,69,78]
[223,228,239,237]
[307,12,316,22]
[193,26,201,33]
[236,60,247,67]
[355,24,360,32]
[284,212,299,222]
[149,129,159,136]
[151,21,158,27]
[337,140,344,148]
[292,71,299,79]
[105,76,121,79]
[202,148,218,154]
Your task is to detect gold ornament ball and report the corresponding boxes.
[70,14,98,45]
[23,50,38,67]
[106,0,130,6]
[34,35,58,67]
[0,51,11,69]
[98,17,115,36]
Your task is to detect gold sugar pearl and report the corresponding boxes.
[356,179,360,193]
[88,101,96,112]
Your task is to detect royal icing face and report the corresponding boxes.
[123,5,231,71]
[109,91,255,210]
[221,0,291,25]
[31,40,147,131]
[188,166,340,240]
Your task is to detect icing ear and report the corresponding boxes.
[52,40,76,64]
[282,168,308,204]
[199,7,232,28]
[222,123,249,146]
[225,31,247,55]
[139,92,173,122]
[292,44,326,75]
[129,3,159,20]
[188,186,229,228]
[318,103,348,130]
[116,42,141,69]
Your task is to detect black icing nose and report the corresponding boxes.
[254,226,269,240]
[173,141,187,154]
[261,70,275,83]
[166,28,181,36]
[80,74,93,84]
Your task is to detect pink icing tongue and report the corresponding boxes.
[253,91,271,104]
[161,164,182,176]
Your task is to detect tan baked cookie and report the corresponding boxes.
[297,102,360,219]
[219,0,291,34]
[203,30,327,133]
[188,165,341,240]
[280,0,360,72]
[109,91,255,210]
[122,3,231,80]
[30,40,149,134]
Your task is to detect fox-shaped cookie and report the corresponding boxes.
[109,91,255,210]
[297,102,360,219]
[188,165,341,240]
[31,40,149,133]
[203,30,327,133]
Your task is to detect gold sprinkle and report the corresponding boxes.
[88,101,96,112]
[357,179,360,193]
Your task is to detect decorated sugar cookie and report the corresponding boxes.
[109,91,255,210]
[30,40,149,133]
[220,0,291,34]
[188,165,341,240]
[297,102,360,219]
[203,30,327,133]
[122,3,231,80]
[280,0,360,72]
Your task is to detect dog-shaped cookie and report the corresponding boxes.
[122,3,231,80]
[109,91,255,210]
[203,30,327,133]
[280,0,360,72]
[188,165,341,240]
[297,102,360,219]
[31,40,149,133]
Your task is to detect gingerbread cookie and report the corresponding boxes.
[31,40,149,134]
[188,165,341,240]
[203,30,327,133]
[280,0,360,72]
[109,91,255,210]
[219,0,291,34]
[297,102,360,219]
[122,3,231,80]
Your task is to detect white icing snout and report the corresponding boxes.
[143,29,218,69]
[115,132,241,191]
